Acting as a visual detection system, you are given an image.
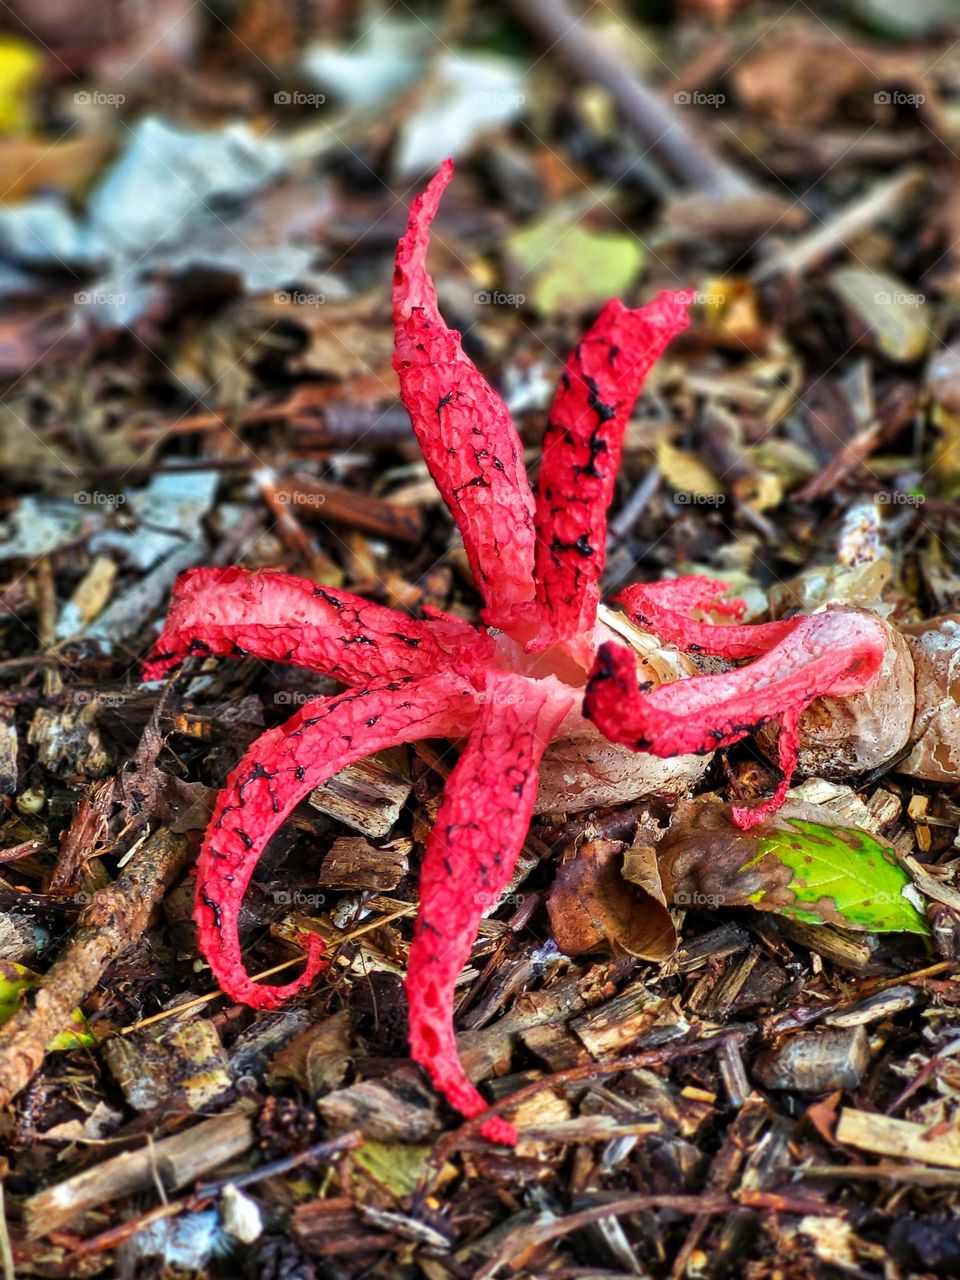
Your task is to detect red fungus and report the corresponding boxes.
[530,291,692,648]
[392,158,537,630]
[145,160,691,1143]
[585,578,889,828]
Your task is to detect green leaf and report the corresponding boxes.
[746,819,929,933]
[350,1140,434,1197]
[507,213,644,316]
[0,961,95,1051]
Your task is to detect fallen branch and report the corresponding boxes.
[0,826,191,1109]
[506,0,752,199]
[63,1130,363,1260]
[24,1110,253,1239]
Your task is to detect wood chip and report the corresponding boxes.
[309,748,412,837]
[102,1019,231,1112]
[836,1108,960,1169]
[318,1068,442,1142]
[571,983,677,1058]
[777,919,877,972]
[318,835,411,891]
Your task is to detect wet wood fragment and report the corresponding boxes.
[753,1025,870,1092]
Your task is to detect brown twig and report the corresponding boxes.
[273,472,425,544]
[506,0,752,199]
[24,1111,254,1239]
[752,167,924,282]
[0,827,191,1109]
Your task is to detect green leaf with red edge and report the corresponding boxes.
[747,819,929,933]
[648,800,930,934]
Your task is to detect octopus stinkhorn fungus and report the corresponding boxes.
[144,160,950,1141]
[144,159,704,1144]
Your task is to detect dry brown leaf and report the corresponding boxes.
[547,838,675,961]
[267,1009,353,1095]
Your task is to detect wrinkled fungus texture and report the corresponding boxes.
[392,157,537,631]
[586,578,889,829]
[406,671,569,1145]
[146,158,691,1144]
[532,291,692,646]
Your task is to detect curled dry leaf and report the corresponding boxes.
[535,728,709,813]
[756,616,914,778]
[901,615,960,782]
[767,555,893,616]
[547,838,675,961]
[631,796,928,933]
